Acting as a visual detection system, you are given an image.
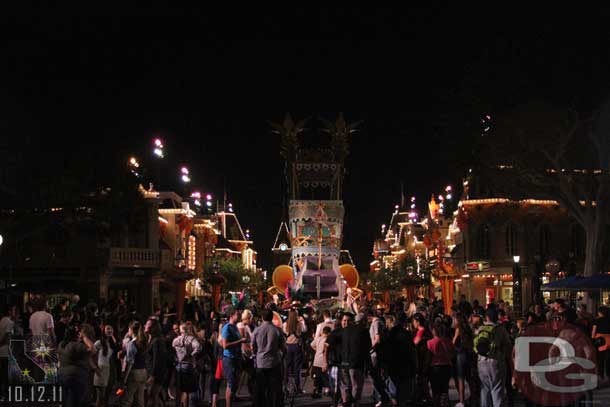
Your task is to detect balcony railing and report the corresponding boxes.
[109,248,160,268]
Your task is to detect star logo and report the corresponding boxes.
[22,368,30,377]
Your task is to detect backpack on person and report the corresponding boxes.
[474,324,497,357]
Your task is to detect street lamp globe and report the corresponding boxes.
[0,234,3,247]
[513,255,520,263]
[153,138,165,158]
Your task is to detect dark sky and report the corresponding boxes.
[3,8,610,271]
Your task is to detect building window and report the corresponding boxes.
[505,223,516,257]
[478,224,490,259]
[540,224,551,256]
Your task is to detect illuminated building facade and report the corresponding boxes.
[0,185,257,317]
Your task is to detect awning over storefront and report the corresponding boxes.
[541,274,610,291]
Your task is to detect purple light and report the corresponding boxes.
[206,194,212,201]
[181,167,189,175]
[154,138,163,147]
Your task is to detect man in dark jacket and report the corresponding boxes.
[145,318,168,407]
[339,312,371,407]
[384,313,416,406]
[325,320,343,407]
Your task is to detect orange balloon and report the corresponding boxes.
[272,265,294,291]
[339,264,359,288]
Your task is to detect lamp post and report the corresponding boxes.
[180,167,191,198]
[174,249,186,269]
[533,253,544,305]
[513,255,522,318]
[174,249,187,320]
[153,138,164,189]
[209,261,224,311]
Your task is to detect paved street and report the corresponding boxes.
[229,375,610,407]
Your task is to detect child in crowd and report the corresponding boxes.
[311,325,331,398]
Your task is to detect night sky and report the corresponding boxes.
[3,8,610,271]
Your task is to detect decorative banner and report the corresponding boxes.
[456,206,469,231]
[439,276,455,315]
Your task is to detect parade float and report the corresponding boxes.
[267,114,361,306]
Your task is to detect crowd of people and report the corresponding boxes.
[0,292,607,407]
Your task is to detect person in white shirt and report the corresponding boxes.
[29,300,54,337]
[94,325,115,407]
[315,309,334,338]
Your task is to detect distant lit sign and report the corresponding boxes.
[466,261,490,272]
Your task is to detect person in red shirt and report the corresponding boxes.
[427,320,455,407]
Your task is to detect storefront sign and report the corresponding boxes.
[466,261,490,272]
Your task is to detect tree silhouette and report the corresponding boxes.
[480,100,610,277]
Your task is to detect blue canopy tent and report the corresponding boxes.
[540,275,586,291]
[541,274,610,293]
